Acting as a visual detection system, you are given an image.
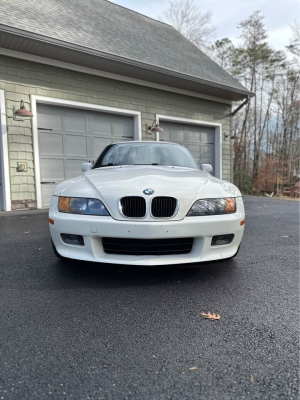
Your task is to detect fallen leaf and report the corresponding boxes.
[281,235,293,238]
[250,375,254,383]
[24,231,30,234]
[21,216,27,219]
[201,312,221,320]
[37,248,42,251]
[189,367,198,370]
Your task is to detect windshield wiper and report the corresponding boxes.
[97,163,120,168]
[133,163,166,166]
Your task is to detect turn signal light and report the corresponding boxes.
[224,198,236,213]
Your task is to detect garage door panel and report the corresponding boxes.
[63,112,87,132]
[201,131,214,144]
[168,125,184,141]
[65,134,88,156]
[187,130,201,143]
[201,145,215,166]
[187,144,201,160]
[186,130,214,144]
[41,184,57,208]
[112,118,134,138]
[159,128,170,141]
[92,137,113,158]
[65,159,86,180]
[39,132,63,155]
[91,115,112,135]
[40,158,65,181]
[37,106,62,130]
[201,145,214,157]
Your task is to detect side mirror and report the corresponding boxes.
[200,164,213,173]
[81,162,92,172]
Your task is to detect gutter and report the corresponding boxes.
[0,24,255,99]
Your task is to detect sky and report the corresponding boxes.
[109,0,299,52]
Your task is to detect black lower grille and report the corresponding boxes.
[102,237,193,256]
[120,196,146,218]
[151,197,178,218]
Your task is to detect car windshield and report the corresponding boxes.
[93,142,198,169]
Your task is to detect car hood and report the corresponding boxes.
[53,165,241,221]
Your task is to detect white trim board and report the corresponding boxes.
[31,95,142,209]
[0,48,231,105]
[0,90,11,211]
[156,114,222,180]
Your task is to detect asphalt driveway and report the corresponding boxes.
[0,196,299,400]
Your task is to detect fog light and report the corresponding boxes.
[61,234,84,246]
[211,234,234,246]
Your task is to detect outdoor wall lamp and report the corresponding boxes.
[148,119,164,132]
[224,133,241,140]
[13,100,34,120]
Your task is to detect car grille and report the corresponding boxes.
[102,238,193,256]
[151,197,178,218]
[119,196,146,218]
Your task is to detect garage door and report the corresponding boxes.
[37,104,134,207]
[159,121,215,174]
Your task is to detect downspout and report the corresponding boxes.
[230,96,251,183]
[230,105,233,183]
[231,96,250,117]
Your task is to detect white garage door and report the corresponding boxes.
[37,104,134,207]
[159,121,215,174]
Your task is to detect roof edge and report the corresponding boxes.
[0,24,255,98]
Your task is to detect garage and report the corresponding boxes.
[37,104,135,207]
[158,121,216,175]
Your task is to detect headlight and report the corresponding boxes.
[187,198,236,216]
[58,197,110,216]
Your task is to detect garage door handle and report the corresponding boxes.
[38,128,53,131]
[41,182,57,184]
[122,136,133,138]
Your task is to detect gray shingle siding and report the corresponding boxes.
[0,55,232,202]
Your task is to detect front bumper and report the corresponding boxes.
[49,197,245,266]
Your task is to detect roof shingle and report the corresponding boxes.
[0,0,249,94]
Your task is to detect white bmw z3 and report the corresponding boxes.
[49,141,245,265]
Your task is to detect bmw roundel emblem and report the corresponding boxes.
[143,188,154,195]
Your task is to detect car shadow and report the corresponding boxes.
[51,256,240,290]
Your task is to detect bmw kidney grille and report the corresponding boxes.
[119,196,178,218]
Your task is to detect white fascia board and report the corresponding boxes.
[0,90,11,211]
[0,48,232,105]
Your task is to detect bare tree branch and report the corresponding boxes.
[160,0,216,51]
[287,21,300,57]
